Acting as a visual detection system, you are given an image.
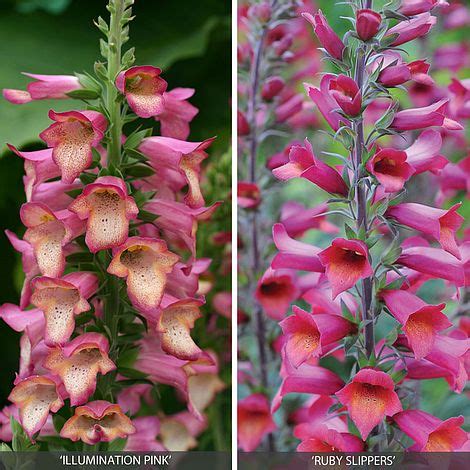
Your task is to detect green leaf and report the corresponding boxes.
[79,172,97,185]
[0,443,11,451]
[107,438,127,451]
[391,369,407,384]
[344,223,356,240]
[11,417,39,452]
[124,128,152,151]
[66,89,100,100]
[126,164,155,178]
[118,367,149,380]
[138,209,158,223]
[52,414,66,434]
[66,252,94,263]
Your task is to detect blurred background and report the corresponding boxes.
[0,0,231,449]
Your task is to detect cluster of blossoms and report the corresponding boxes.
[0,0,227,451]
[239,0,469,453]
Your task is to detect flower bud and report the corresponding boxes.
[356,9,382,41]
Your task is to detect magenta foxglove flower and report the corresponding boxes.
[386,12,437,46]
[381,289,451,359]
[8,375,64,440]
[336,369,402,440]
[386,202,463,258]
[366,148,414,193]
[297,425,364,452]
[393,410,466,451]
[69,176,138,252]
[44,333,115,406]
[30,272,98,346]
[237,181,261,209]
[261,76,285,100]
[404,129,448,174]
[107,236,178,314]
[238,394,276,451]
[399,0,448,16]
[125,416,165,451]
[3,73,81,104]
[280,305,355,368]
[318,238,373,299]
[275,94,303,123]
[302,11,345,60]
[60,401,135,445]
[329,75,362,117]
[40,110,107,183]
[116,65,168,118]
[356,9,381,41]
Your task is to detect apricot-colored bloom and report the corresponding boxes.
[160,411,206,451]
[44,333,115,406]
[319,238,373,299]
[39,110,107,183]
[280,305,355,367]
[60,400,135,445]
[381,289,451,359]
[69,176,138,253]
[31,272,98,346]
[116,65,168,118]
[336,369,402,440]
[238,394,276,451]
[394,410,466,451]
[298,425,364,452]
[107,236,178,313]
[8,375,63,439]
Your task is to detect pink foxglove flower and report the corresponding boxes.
[40,110,107,183]
[116,65,168,118]
[125,416,165,451]
[399,0,448,16]
[237,182,261,209]
[107,236,178,313]
[404,129,447,174]
[60,401,135,445]
[69,176,138,252]
[356,9,381,41]
[160,411,206,451]
[393,410,466,451]
[386,12,437,46]
[329,75,362,117]
[238,394,276,451]
[44,333,115,405]
[261,76,285,100]
[298,425,364,452]
[336,369,402,440]
[381,289,451,359]
[318,238,373,299]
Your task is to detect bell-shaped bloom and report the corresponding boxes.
[107,236,178,313]
[39,110,107,183]
[30,272,98,346]
[386,202,463,258]
[386,12,437,46]
[60,400,135,445]
[238,394,276,451]
[8,375,64,440]
[318,238,373,299]
[237,182,261,209]
[116,65,168,118]
[156,87,198,140]
[20,202,83,278]
[391,99,463,131]
[160,411,206,451]
[302,11,344,60]
[261,76,285,100]
[69,176,138,253]
[366,148,414,193]
[139,136,215,208]
[271,223,324,272]
[336,369,402,440]
[157,298,205,361]
[0,304,44,339]
[3,73,82,104]
[356,9,382,41]
[305,75,349,131]
[404,129,447,174]
[44,333,115,405]
[298,425,364,452]
[255,268,299,320]
[398,245,465,286]
[280,305,355,367]
[125,416,165,451]
[394,410,466,451]
[329,75,362,117]
[30,180,82,212]
[381,289,451,359]
[399,0,448,16]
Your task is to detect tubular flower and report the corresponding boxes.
[69,176,138,253]
[381,289,451,359]
[20,202,83,278]
[238,394,276,452]
[399,0,448,16]
[125,416,165,451]
[386,202,463,258]
[30,272,98,346]
[44,333,115,406]
[336,369,402,440]
[60,401,135,445]
[160,412,206,451]
[116,65,168,118]
[394,410,466,451]
[356,9,381,41]
[107,236,178,313]
[298,426,364,452]
[403,129,447,174]
[318,238,373,299]
[280,305,355,368]
[237,182,261,209]
[366,148,414,193]
[8,375,64,439]
[3,73,82,104]
[386,12,437,46]
[39,110,107,183]
[329,75,362,117]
